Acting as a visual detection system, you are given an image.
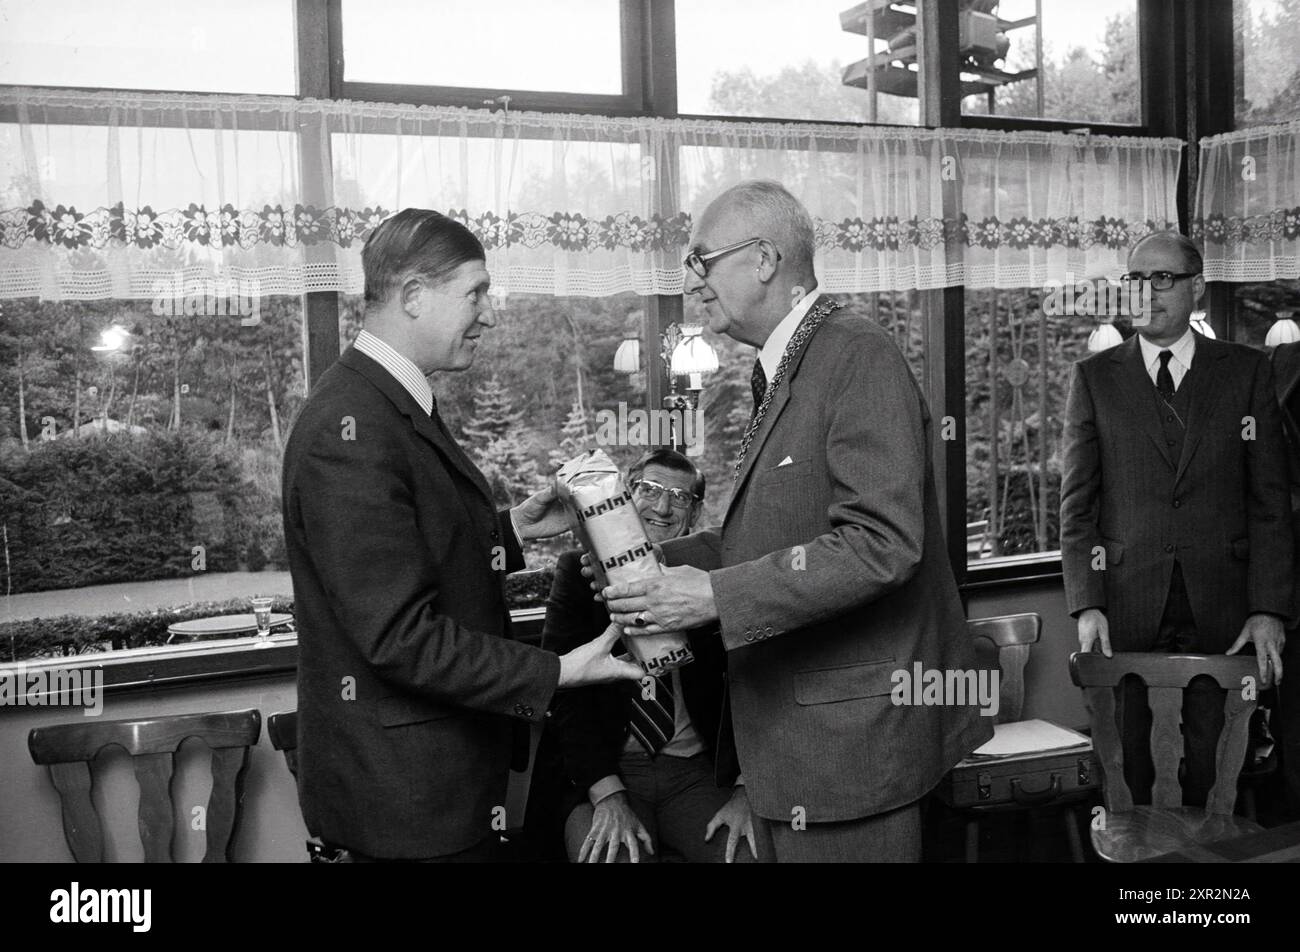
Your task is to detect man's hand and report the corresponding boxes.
[704,786,757,863]
[603,565,719,634]
[1077,608,1111,657]
[558,623,644,688]
[511,483,569,541]
[579,792,655,864]
[1227,613,1286,687]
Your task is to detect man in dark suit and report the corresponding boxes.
[603,181,992,862]
[1061,232,1293,806]
[1270,339,1300,817]
[545,449,754,863]
[281,209,640,862]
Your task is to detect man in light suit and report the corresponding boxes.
[282,209,639,862]
[1061,232,1293,806]
[602,181,992,862]
[1270,339,1300,817]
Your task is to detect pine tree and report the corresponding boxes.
[547,400,593,472]
[462,376,539,505]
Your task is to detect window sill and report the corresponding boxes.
[962,552,1064,591]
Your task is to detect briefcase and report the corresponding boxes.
[935,720,1101,809]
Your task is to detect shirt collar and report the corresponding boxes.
[1138,325,1196,371]
[353,329,434,416]
[758,289,820,380]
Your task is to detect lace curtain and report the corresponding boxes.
[1194,118,1300,282]
[0,87,1183,299]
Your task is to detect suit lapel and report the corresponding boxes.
[339,347,495,506]
[1173,334,1228,488]
[726,296,828,521]
[1109,336,1176,472]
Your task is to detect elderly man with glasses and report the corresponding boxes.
[542,448,756,863]
[1062,230,1294,807]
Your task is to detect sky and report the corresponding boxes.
[0,0,1286,100]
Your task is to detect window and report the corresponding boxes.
[0,296,304,661]
[960,0,1141,125]
[1233,0,1300,128]
[339,0,630,103]
[675,0,921,124]
[0,0,296,95]
[1224,280,1300,348]
[964,286,1091,565]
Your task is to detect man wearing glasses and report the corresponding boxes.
[1062,231,1294,806]
[602,181,992,862]
[543,449,755,863]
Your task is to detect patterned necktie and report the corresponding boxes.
[1156,350,1175,401]
[749,358,768,421]
[733,298,844,482]
[627,672,675,757]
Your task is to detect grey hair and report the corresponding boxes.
[713,180,816,276]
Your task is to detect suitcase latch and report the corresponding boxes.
[1077,758,1092,786]
[977,771,992,801]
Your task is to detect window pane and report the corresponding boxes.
[965,287,1091,564]
[0,296,303,661]
[1234,0,1300,128]
[675,0,922,124]
[1224,279,1300,347]
[0,0,296,94]
[960,0,1141,124]
[341,0,624,95]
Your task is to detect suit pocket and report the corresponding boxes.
[1101,537,1125,566]
[755,458,812,484]
[377,694,460,728]
[793,658,897,705]
[1228,537,1250,560]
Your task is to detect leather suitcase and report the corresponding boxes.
[936,732,1101,809]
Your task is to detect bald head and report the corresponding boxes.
[1127,231,1203,275]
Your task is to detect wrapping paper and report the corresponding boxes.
[555,449,694,674]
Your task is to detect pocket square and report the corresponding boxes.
[777,456,794,466]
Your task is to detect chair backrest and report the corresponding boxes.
[1069,653,1257,816]
[967,612,1041,723]
[28,708,261,863]
[267,710,299,779]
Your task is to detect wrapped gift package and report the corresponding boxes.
[554,449,694,675]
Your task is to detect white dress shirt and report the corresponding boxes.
[1138,327,1196,392]
[353,329,433,415]
[757,288,820,383]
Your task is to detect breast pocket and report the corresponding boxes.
[754,458,812,485]
[793,658,897,705]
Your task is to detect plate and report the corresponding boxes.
[167,612,293,637]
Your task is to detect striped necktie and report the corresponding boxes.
[627,673,675,757]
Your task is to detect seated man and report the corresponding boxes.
[543,449,755,863]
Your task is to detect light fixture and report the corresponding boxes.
[91,324,130,352]
[613,337,641,374]
[1189,310,1216,339]
[1265,310,1300,347]
[1086,323,1123,353]
[669,324,720,392]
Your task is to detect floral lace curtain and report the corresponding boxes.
[1193,118,1300,282]
[0,87,1183,300]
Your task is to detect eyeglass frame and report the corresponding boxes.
[630,477,700,510]
[683,237,780,279]
[1121,270,1201,292]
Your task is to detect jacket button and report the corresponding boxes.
[1173,499,1181,508]
[523,706,534,717]
[491,529,501,541]
[744,632,754,643]
[765,626,774,636]
[1164,543,1174,553]
[513,703,525,715]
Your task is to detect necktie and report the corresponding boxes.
[1156,350,1175,401]
[627,672,675,757]
[750,358,767,420]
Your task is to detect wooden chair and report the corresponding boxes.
[28,708,261,863]
[1069,652,1263,863]
[941,613,1094,862]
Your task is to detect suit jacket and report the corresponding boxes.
[661,297,993,824]
[281,346,559,859]
[1061,332,1295,651]
[542,550,736,812]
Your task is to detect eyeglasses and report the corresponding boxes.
[1121,271,1200,291]
[631,478,699,510]
[683,237,777,279]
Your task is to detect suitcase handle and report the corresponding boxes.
[1010,774,1062,806]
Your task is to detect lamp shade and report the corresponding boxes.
[669,324,719,375]
[1265,314,1300,347]
[613,337,641,374]
[1189,311,1215,339]
[1086,323,1123,353]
